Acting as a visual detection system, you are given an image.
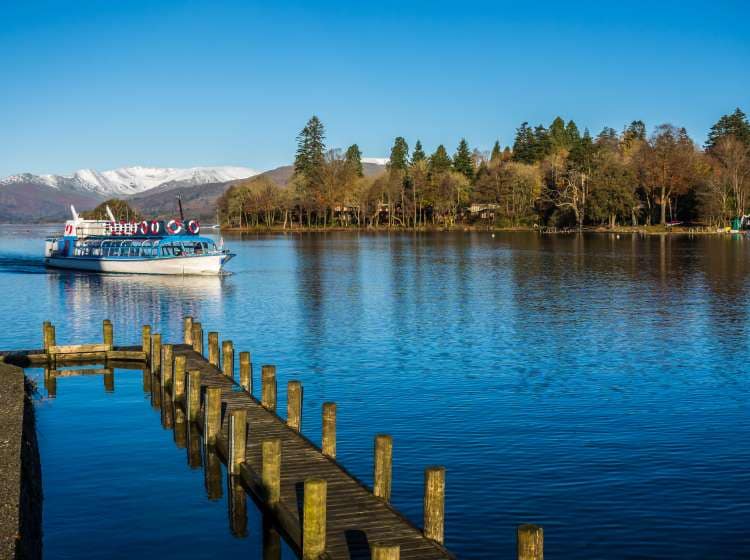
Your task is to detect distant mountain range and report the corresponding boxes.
[128,162,387,220]
[0,162,386,222]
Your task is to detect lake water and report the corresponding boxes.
[1,226,749,559]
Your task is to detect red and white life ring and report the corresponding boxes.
[187,220,200,234]
[166,219,183,235]
[64,224,74,235]
[150,221,161,235]
[139,221,149,235]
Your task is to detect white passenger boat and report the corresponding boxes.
[44,206,234,275]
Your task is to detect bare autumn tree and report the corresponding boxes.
[638,124,698,225]
[712,136,750,217]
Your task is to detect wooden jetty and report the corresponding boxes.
[1,318,545,560]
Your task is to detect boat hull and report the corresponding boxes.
[45,254,227,275]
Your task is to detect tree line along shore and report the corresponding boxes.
[217,109,750,233]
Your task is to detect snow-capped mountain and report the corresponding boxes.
[362,157,389,165]
[0,166,259,197]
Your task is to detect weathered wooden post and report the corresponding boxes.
[48,323,56,347]
[261,365,277,412]
[44,322,56,359]
[183,316,194,345]
[517,524,543,560]
[239,351,252,393]
[204,387,222,445]
[374,434,393,501]
[161,344,174,388]
[303,478,327,559]
[322,402,336,458]
[150,333,161,375]
[228,409,248,475]
[187,370,201,422]
[173,355,186,400]
[208,332,220,367]
[44,323,56,366]
[192,322,203,355]
[371,545,400,560]
[262,438,282,504]
[287,381,302,432]
[222,340,234,379]
[103,319,113,348]
[423,466,446,544]
[42,321,51,350]
[141,325,151,357]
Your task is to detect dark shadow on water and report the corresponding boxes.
[204,445,223,500]
[227,475,248,538]
[262,514,282,560]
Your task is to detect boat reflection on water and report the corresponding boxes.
[47,271,231,336]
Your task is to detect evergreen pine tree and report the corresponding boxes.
[512,122,536,164]
[453,138,475,179]
[490,140,502,163]
[549,117,568,149]
[565,120,581,146]
[706,108,750,150]
[532,125,552,161]
[569,128,596,169]
[345,144,364,177]
[389,137,410,171]
[624,120,646,142]
[411,140,426,164]
[429,145,452,174]
[294,115,326,178]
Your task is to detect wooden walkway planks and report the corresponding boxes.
[173,344,453,560]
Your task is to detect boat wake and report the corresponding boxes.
[0,254,48,274]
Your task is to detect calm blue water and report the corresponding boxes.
[2,225,749,559]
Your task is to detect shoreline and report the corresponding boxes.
[218,224,731,236]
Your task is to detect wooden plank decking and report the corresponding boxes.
[173,344,453,560]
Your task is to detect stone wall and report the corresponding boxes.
[0,363,42,559]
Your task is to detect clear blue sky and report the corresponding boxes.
[1,0,748,177]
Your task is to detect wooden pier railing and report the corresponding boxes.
[0,318,545,560]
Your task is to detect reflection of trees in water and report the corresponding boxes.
[503,232,750,388]
[47,272,230,337]
[293,233,364,367]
